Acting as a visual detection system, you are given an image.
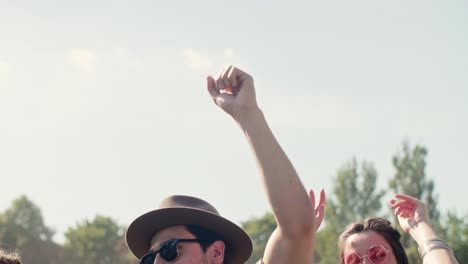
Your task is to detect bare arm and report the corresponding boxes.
[391,194,459,264]
[207,66,324,264]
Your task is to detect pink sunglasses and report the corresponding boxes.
[342,244,392,264]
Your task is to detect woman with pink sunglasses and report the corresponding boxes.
[338,194,459,264]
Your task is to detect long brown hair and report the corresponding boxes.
[338,217,409,264]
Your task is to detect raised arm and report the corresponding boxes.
[207,66,324,264]
[391,194,459,264]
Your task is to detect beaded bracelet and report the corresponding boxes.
[418,238,453,259]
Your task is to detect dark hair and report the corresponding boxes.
[338,217,409,264]
[0,249,22,264]
[185,225,231,263]
[185,225,223,250]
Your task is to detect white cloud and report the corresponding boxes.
[182,49,213,70]
[67,49,97,74]
[0,61,10,75]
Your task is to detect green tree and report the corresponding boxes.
[0,195,63,263]
[0,195,54,248]
[389,142,440,263]
[316,158,385,264]
[241,213,276,264]
[314,225,340,264]
[444,211,468,262]
[64,215,127,264]
[327,158,386,229]
[114,237,139,264]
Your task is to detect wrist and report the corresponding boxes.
[408,221,438,245]
[418,238,454,260]
[234,107,264,127]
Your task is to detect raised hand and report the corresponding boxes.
[390,194,430,234]
[206,66,259,121]
[309,189,326,232]
[391,194,460,263]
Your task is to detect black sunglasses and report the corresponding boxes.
[139,239,205,264]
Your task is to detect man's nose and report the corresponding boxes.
[154,254,164,264]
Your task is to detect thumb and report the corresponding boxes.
[207,76,220,99]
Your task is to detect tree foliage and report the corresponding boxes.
[0,195,54,248]
[0,195,62,263]
[0,198,136,264]
[241,213,276,264]
[64,215,127,264]
[444,211,468,262]
[327,158,386,230]
[314,225,340,264]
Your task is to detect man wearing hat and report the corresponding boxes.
[126,66,325,264]
[126,194,251,264]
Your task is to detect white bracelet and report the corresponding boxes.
[418,238,453,259]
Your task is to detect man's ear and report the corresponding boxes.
[206,240,225,264]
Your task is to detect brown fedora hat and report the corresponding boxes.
[126,195,252,264]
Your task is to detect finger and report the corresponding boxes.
[317,189,326,208]
[308,189,316,207]
[238,68,253,84]
[224,66,253,84]
[216,69,226,90]
[227,66,238,88]
[397,211,410,219]
[391,200,414,210]
[394,207,405,216]
[394,194,420,205]
[315,204,325,231]
[221,66,233,88]
[395,207,414,217]
[315,190,326,226]
[390,200,413,209]
[207,76,220,99]
[392,205,414,214]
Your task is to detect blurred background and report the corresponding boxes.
[0,1,467,263]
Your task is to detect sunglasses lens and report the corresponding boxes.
[160,242,179,262]
[140,252,156,264]
[368,245,388,264]
[343,253,361,264]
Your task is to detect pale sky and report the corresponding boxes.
[1,0,467,242]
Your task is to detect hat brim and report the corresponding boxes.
[126,207,252,264]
